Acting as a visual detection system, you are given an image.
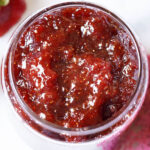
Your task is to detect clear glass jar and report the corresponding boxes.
[1,2,149,150]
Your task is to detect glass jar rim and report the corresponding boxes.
[6,1,143,136]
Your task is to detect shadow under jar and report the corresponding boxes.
[1,2,149,150]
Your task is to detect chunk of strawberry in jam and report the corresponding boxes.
[55,54,112,128]
[21,51,57,90]
[17,50,59,122]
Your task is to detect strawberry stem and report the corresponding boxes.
[0,0,9,6]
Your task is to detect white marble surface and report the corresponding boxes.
[0,0,150,149]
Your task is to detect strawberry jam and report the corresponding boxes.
[11,5,139,129]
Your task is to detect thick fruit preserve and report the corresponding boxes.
[3,3,148,144]
[13,6,139,128]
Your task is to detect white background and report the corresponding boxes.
[0,0,150,149]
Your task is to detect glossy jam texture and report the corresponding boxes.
[13,6,139,128]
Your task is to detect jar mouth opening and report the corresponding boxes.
[7,2,142,136]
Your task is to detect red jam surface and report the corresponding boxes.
[0,0,26,36]
[12,6,139,128]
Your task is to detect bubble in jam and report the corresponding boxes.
[13,6,139,128]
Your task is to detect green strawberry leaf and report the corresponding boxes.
[0,0,9,6]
